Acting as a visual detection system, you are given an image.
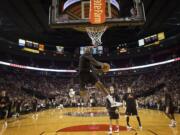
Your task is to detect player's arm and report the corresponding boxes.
[90,65,102,72]
[135,84,163,98]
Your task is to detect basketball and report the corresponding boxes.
[102,63,110,73]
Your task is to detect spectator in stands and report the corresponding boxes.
[0,90,10,126]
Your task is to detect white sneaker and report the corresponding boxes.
[139,126,143,130]
[111,102,122,107]
[169,123,176,127]
[127,125,132,129]
[114,128,119,133]
[108,130,112,134]
[173,120,177,125]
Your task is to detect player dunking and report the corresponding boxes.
[164,87,177,127]
[79,46,121,107]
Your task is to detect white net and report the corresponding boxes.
[86,26,107,46]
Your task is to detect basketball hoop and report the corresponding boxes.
[86,25,107,47]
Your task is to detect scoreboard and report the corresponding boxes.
[19,39,44,53]
[138,32,165,47]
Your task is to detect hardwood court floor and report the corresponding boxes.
[0,107,179,135]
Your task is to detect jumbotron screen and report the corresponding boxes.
[18,39,45,53]
[138,32,165,47]
[80,46,103,55]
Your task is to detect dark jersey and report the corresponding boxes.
[79,53,102,72]
[0,96,10,110]
[123,93,136,108]
[123,93,138,115]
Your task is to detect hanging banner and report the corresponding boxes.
[89,0,106,24]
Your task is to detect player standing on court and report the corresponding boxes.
[164,86,177,127]
[0,90,10,127]
[123,87,142,129]
[106,86,120,134]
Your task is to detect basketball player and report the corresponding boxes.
[15,98,21,118]
[79,46,121,107]
[106,86,120,134]
[69,88,76,107]
[89,92,97,107]
[123,87,142,129]
[164,87,176,127]
[0,90,10,126]
[32,97,38,119]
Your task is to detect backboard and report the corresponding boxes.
[49,0,146,29]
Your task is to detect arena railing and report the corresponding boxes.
[0,57,179,72]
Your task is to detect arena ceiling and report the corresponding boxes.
[0,0,180,48]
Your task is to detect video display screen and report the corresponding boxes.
[138,32,165,47]
[18,39,45,53]
[56,46,64,54]
[80,46,103,55]
[18,39,25,47]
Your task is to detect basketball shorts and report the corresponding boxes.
[126,107,138,116]
[79,71,98,90]
[108,110,119,119]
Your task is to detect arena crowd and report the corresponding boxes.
[0,61,179,119]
